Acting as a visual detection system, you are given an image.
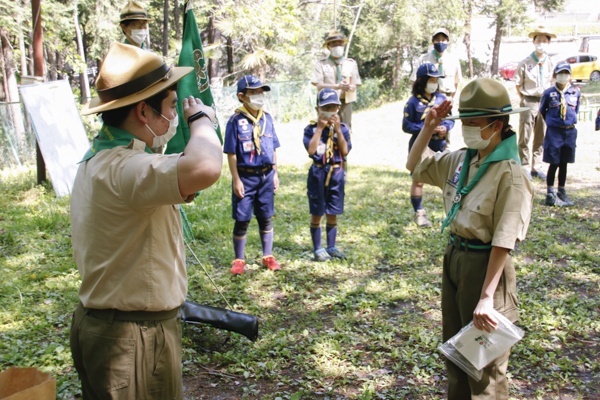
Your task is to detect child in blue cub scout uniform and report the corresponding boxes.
[403,62,454,227]
[224,75,281,274]
[596,108,600,131]
[539,61,581,207]
[303,88,352,261]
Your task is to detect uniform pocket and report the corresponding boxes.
[148,321,181,398]
[82,332,135,392]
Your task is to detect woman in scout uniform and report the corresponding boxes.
[403,62,454,227]
[224,75,281,275]
[407,78,534,399]
[119,0,152,49]
[303,88,352,261]
[539,62,581,207]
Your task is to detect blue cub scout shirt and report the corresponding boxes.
[539,85,581,128]
[303,123,352,164]
[223,111,280,168]
[402,94,454,135]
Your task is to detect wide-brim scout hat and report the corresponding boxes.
[323,31,348,48]
[555,61,571,74]
[316,88,341,107]
[432,27,450,40]
[528,26,556,39]
[417,62,445,79]
[444,78,529,120]
[119,0,153,22]
[237,75,271,93]
[81,43,192,115]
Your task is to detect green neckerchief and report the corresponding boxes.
[440,134,521,233]
[328,55,343,83]
[531,52,546,87]
[80,124,152,163]
[124,38,146,49]
[432,49,443,75]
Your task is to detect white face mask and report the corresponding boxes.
[146,110,178,152]
[247,93,266,110]
[330,46,344,58]
[462,121,498,150]
[129,29,148,45]
[556,73,570,84]
[319,109,337,120]
[425,82,438,94]
[534,42,548,54]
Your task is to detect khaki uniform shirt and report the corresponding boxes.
[413,147,533,250]
[311,57,362,100]
[70,138,193,311]
[410,50,462,94]
[514,53,555,98]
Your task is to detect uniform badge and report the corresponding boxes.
[324,65,332,73]
[527,64,533,72]
[239,118,248,126]
[452,162,463,185]
[242,141,255,153]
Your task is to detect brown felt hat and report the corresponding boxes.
[81,43,192,115]
[528,26,556,39]
[119,0,153,22]
[444,78,529,120]
[323,31,348,48]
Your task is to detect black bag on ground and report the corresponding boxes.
[180,300,259,342]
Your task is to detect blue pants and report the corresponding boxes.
[232,168,275,221]
[307,164,345,216]
[543,126,576,164]
[409,133,447,153]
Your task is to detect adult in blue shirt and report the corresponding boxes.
[539,61,581,207]
[403,63,454,227]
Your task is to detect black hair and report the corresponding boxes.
[238,89,248,103]
[412,75,437,97]
[101,82,178,127]
[487,115,514,140]
[533,35,552,42]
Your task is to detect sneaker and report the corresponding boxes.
[544,192,568,207]
[414,209,433,228]
[231,259,246,275]
[557,191,574,206]
[314,248,332,262]
[531,171,547,181]
[326,247,346,259]
[262,255,281,271]
[524,170,533,181]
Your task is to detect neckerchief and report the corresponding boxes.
[555,83,570,120]
[236,106,265,156]
[417,94,437,120]
[432,50,443,75]
[328,55,343,83]
[440,134,521,233]
[80,124,152,163]
[531,52,546,87]
[310,120,335,163]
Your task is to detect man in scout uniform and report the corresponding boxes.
[119,0,153,49]
[514,26,556,181]
[224,75,282,275]
[410,28,462,100]
[407,78,534,399]
[311,31,362,127]
[69,43,223,399]
[303,88,352,261]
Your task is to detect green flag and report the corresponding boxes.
[166,4,223,155]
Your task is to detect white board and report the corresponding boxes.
[19,80,90,197]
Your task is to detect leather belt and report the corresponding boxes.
[449,233,492,253]
[558,125,575,129]
[82,303,180,322]
[238,165,273,174]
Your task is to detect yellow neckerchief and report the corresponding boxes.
[310,120,335,163]
[417,94,437,120]
[555,83,570,120]
[236,106,265,155]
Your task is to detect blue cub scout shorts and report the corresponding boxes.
[542,126,576,164]
[307,164,345,216]
[232,168,275,220]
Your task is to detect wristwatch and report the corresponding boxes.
[187,111,210,126]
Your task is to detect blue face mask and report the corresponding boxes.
[434,42,448,53]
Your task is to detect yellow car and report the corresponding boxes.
[552,53,600,82]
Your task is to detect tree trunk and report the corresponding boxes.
[73,1,90,103]
[27,44,34,75]
[491,13,504,76]
[392,43,403,90]
[226,36,233,73]
[463,0,474,78]
[174,0,180,41]
[46,44,57,81]
[1,28,27,147]
[207,16,221,80]
[18,20,27,76]
[55,37,63,79]
[163,0,169,56]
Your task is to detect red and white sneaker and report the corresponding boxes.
[262,256,281,271]
[231,259,246,275]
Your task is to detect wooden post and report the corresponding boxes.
[32,0,46,184]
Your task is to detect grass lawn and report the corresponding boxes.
[1,103,599,399]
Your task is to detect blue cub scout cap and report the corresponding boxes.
[417,62,445,79]
[316,88,341,107]
[555,61,571,74]
[237,75,271,93]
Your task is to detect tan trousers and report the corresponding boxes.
[518,96,546,173]
[442,242,518,400]
[339,99,353,127]
[70,303,183,400]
